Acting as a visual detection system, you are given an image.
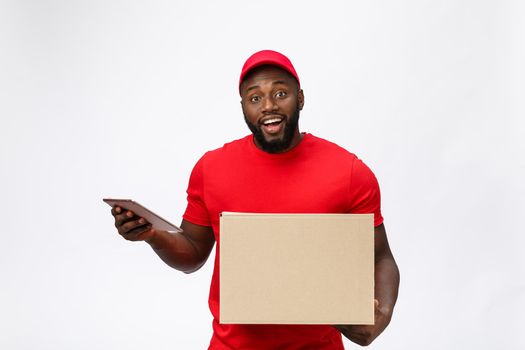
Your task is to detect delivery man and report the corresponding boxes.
[110,50,400,349]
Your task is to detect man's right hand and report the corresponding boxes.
[111,206,156,241]
[110,207,215,273]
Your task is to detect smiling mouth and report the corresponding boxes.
[260,117,285,135]
[262,117,283,126]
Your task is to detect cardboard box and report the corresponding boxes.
[219,212,374,325]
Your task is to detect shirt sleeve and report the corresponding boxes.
[348,158,384,227]
[182,155,211,227]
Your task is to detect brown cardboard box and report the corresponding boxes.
[219,212,374,325]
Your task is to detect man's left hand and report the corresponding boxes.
[334,299,392,346]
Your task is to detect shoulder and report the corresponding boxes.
[195,135,252,166]
[307,134,378,177]
[214,135,252,153]
[305,134,358,161]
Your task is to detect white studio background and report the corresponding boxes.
[1,1,524,349]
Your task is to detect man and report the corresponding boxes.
[111,50,400,349]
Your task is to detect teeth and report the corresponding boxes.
[263,118,282,125]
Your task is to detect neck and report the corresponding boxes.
[285,128,303,152]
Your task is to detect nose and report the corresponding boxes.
[261,95,278,112]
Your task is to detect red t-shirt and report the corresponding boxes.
[183,133,383,350]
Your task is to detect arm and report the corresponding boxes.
[335,223,400,346]
[112,206,215,273]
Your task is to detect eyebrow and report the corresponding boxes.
[245,80,289,92]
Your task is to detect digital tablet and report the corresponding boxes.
[103,198,182,233]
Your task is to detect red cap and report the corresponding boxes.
[239,50,300,93]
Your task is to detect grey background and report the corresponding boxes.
[1,1,524,349]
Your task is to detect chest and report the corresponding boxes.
[204,156,351,222]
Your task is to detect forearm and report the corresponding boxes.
[334,255,399,346]
[374,255,400,317]
[145,230,206,273]
[334,222,400,346]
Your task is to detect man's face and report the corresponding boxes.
[240,65,304,153]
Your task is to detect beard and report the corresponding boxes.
[243,107,301,154]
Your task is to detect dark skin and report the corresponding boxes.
[111,206,214,273]
[335,223,400,346]
[110,65,399,346]
[240,65,304,153]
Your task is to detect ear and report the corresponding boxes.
[240,99,246,113]
[297,89,305,110]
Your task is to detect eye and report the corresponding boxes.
[250,95,260,103]
[275,90,287,98]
